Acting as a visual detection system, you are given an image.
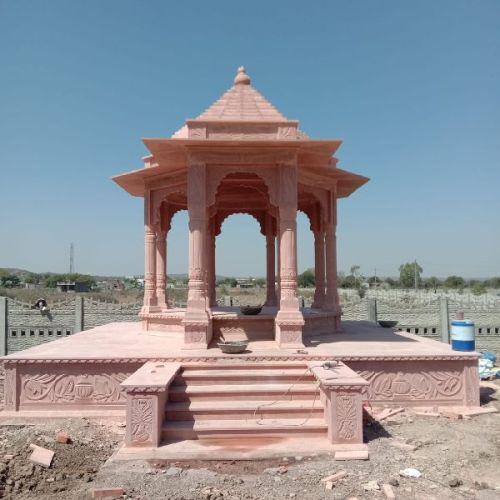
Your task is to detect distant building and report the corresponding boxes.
[56,281,90,293]
[101,279,125,291]
[236,278,255,289]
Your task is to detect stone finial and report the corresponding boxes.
[234,66,251,85]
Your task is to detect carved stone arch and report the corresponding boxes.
[298,208,315,232]
[207,166,278,208]
[298,185,329,231]
[214,210,266,236]
[152,187,187,232]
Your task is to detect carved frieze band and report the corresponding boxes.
[357,368,463,401]
[19,372,129,405]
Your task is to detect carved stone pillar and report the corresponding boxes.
[312,228,325,309]
[265,214,277,307]
[275,162,304,347]
[142,192,158,314]
[208,220,217,307]
[183,160,211,348]
[324,191,341,330]
[156,230,168,310]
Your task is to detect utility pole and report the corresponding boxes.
[414,259,418,292]
[69,242,74,274]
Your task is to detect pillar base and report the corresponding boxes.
[140,305,161,315]
[275,310,304,348]
[182,310,212,349]
[322,304,342,332]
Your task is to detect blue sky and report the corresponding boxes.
[1,1,499,278]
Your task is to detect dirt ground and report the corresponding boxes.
[0,380,499,500]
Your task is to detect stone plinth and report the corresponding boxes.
[309,362,368,447]
[121,362,180,447]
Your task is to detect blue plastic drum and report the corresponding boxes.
[451,320,475,351]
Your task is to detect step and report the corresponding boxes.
[173,368,315,386]
[166,399,324,421]
[168,383,320,402]
[162,418,328,440]
[181,362,309,371]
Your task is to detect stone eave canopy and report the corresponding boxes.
[112,137,367,199]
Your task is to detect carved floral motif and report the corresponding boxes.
[336,394,356,440]
[358,370,463,401]
[21,373,128,404]
[130,397,154,443]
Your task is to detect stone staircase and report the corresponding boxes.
[162,362,327,442]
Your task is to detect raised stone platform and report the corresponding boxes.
[2,320,479,412]
[1,320,479,460]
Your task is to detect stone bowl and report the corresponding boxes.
[378,320,398,328]
[240,306,262,316]
[217,340,249,354]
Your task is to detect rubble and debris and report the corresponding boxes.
[448,477,463,488]
[321,470,346,482]
[56,431,71,444]
[363,480,380,491]
[382,483,396,499]
[399,468,422,478]
[88,487,125,498]
[374,407,405,421]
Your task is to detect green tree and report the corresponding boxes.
[339,275,356,289]
[384,277,400,288]
[350,265,362,287]
[423,276,441,292]
[297,268,315,288]
[25,272,42,285]
[444,275,465,290]
[484,277,500,288]
[399,262,423,289]
[44,273,64,288]
[254,277,266,287]
[471,282,487,296]
[0,274,20,287]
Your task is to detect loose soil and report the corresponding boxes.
[0,381,499,499]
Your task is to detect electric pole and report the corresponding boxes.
[414,259,418,291]
[70,243,74,274]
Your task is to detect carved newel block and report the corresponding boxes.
[121,362,180,448]
[309,362,369,447]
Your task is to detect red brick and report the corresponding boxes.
[334,450,369,461]
[88,488,125,499]
[56,431,71,444]
[382,483,396,499]
[321,470,347,482]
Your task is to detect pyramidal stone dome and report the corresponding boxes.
[172,67,308,139]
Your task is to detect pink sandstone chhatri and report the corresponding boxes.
[113,66,368,349]
[1,67,481,461]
